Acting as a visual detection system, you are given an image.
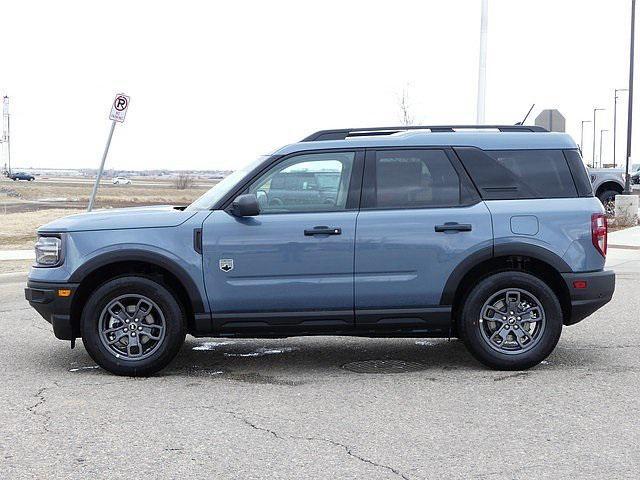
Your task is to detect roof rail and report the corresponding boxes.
[301,125,548,142]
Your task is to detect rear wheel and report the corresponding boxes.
[598,189,619,216]
[457,271,563,370]
[81,276,186,376]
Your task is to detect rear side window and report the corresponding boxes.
[564,149,594,197]
[455,148,578,199]
[364,149,463,208]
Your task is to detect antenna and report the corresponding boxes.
[516,104,535,125]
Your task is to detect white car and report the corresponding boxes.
[112,177,131,185]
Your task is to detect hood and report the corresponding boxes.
[38,205,198,233]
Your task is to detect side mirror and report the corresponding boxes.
[230,194,261,217]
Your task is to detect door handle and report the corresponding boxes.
[434,222,472,233]
[304,226,342,236]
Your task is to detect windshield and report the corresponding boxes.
[186,156,269,211]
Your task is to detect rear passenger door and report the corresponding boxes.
[354,148,493,332]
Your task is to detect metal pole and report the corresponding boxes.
[593,108,604,167]
[600,129,608,167]
[614,89,628,168]
[624,0,636,193]
[6,114,10,175]
[476,0,489,124]
[614,92,618,167]
[3,96,10,175]
[88,121,116,212]
[580,120,592,155]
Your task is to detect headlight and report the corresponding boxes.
[35,236,62,266]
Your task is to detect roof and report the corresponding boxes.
[273,130,578,156]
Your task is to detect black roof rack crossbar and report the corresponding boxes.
[301,125,548,142]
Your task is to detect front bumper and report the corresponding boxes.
[25,281,79,340]
[561,270,615,325]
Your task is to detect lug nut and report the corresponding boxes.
[517,316,521,321]
[514,325,519,329]
[125,319,130,323]
[138,326,143,331]
[131,332,136,337]
[124,328,128,332]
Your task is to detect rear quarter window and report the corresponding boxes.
[455,148,578,200]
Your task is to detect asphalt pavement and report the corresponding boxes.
[1,249,639,479]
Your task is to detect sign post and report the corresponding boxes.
[88,94,130,212]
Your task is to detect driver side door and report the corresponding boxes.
[201,150,364,333]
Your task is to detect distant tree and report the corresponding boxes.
[174,173,194,190]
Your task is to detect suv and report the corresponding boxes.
[8,172,35,181]
[25,125,615,376]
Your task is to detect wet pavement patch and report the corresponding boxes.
[224,372,305,386]
[223,347,298,357]
[69,365,100,372]
[342,359,426,374]
[192,341,235,351]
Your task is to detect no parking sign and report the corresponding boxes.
[109,94,130,123]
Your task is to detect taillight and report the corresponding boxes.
[591,213,607,257]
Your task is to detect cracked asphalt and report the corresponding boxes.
[1,248,639,480]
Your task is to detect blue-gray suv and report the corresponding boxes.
[25,125,615,376]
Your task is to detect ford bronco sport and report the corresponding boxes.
[25,125,615,376]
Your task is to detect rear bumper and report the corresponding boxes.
[25,281,79,340]
[561,270,615,325]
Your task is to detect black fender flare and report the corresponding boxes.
[68,249,206,314]
[440,243,571,305]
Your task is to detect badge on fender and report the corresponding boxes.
[219,259,234,272]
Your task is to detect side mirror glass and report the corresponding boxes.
[230,194,261,217]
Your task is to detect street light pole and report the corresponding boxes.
[593,108,605,167]
[580,120,592,156]
[476,0,489,124]
[624,0,636,193]
[600,129,609,167]
[614,88,628,168]
[2,96,10,175]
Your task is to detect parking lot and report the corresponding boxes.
[0,248,638,479]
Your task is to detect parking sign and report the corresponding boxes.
[109,94,130,123]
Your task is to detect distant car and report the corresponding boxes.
[8,172,35,181]
[112,177,131,185]
[632,168,640,185]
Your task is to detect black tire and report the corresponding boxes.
[597,190,619,216]
[457,271,563,370]
[81,276,186,376]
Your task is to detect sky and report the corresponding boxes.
[0,0,637,171]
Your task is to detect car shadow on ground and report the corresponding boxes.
[36,335,607,381]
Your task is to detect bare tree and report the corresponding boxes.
[174,173,194,190]
[398,87,414,126]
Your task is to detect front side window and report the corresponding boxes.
[367,149,462,208]
[248,152,355,213]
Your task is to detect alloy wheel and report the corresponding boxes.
[98,294,166,360]
[478,288,546,355]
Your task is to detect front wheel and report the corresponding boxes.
[457,271,563,370]
[81,276,186,376]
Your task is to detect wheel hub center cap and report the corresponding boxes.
[508,317,516,324]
